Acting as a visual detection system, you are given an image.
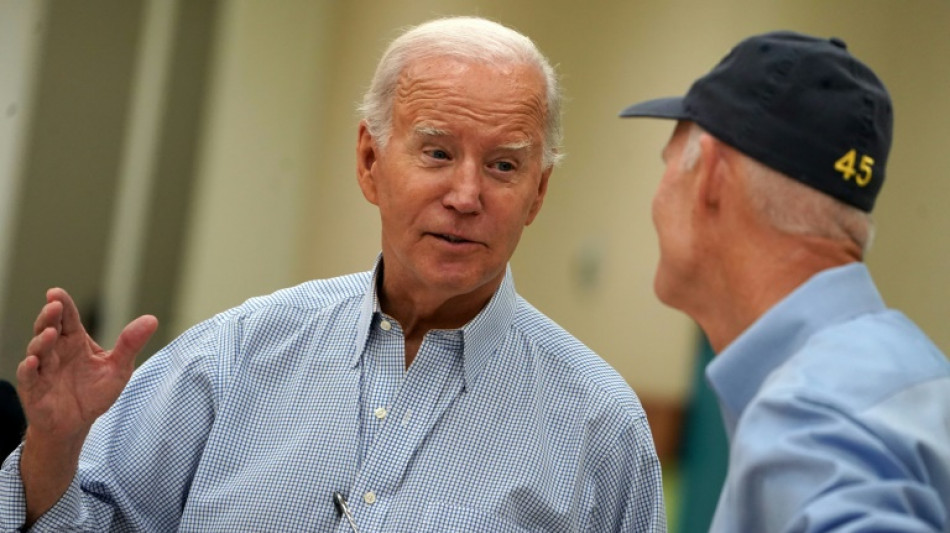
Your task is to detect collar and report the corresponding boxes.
[706,262,885,438]
[351,255,518,391]
[350,255,384,368]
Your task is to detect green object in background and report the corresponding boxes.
[676,332,729,533]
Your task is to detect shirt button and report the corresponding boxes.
[363,491,377,505]
[380,320,392,331]
[374,406,388,420]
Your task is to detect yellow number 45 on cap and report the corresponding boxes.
[834,148,874,187]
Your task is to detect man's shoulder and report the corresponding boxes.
[508,297,643,413]
[151,271,371,364]
[779,308,950,409]
[728,311,950,531]
[509,296,588,354]
[219,271,371,321]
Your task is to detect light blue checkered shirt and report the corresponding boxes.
[1,259,665,532]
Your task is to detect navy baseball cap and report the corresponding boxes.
[620,31,892,212]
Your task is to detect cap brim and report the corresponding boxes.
[619,96,687,119]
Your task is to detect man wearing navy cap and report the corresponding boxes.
[622,31,950,531]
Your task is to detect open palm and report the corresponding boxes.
[17,288,158,441]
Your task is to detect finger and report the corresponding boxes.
[47,288,85,336]
[26,327,54,352]
[111,315,159,367]
[32,301,63,337]
[16,354,40,389]
[24,328,61,381]
[25,327,59,364]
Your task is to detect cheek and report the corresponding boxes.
[511,197,543,236]
[651,187,685,262]
[651,165,683,225]
[651,184,670,230]
[650,192,661,227]
[375,169,425,214]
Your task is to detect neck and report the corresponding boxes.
[377,269,500,368]
[690,233,862,353]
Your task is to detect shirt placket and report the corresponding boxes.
[358,316,405,467]
[349,329,464,530]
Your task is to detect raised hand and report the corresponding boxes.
[16,288,158,525]
[17,288,158,441]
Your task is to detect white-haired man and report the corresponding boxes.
[623,31,950,531]
[2,16,665,531]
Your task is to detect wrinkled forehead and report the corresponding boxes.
[393,56,548,140]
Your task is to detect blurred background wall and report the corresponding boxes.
[1,0,948,527]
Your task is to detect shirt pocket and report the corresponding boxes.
[421,500,533,533]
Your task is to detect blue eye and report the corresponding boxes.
[430,149,449,160]
[495,161,515,172]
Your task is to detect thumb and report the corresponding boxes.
[111,315,159,366]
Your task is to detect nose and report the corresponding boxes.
[442,160,482,215]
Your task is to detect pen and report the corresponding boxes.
[332,491,361,533]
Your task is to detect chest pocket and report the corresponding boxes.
[421,501,533,533]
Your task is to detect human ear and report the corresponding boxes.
[696,133,724,209]
[356,121,379,205]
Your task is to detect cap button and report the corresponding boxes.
[829,37,847,49]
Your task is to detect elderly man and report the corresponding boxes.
[622,31,950,531]
[2,16,664,532]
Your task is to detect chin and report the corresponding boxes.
[653,272,678,309]
[424,263,500,296]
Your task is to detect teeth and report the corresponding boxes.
[443,234,462,243]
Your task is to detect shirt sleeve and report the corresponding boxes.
[589,413,666,533]
[0,446,90,532]
[711,389,947,533]
[0,318,228,532]
[0,445,29,530]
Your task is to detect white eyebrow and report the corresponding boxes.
[412,124,534,153]
[497,139,533,152]
[412,124,450,138]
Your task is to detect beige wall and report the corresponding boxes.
[4,1,943,395]
[0,0,144,380]
[171,1,336,331]
[169,0,950,401]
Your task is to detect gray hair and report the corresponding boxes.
[358,16,564,169]
[682,123,875,254]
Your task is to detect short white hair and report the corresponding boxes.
[358,16,564,169]
[681,123,875,254]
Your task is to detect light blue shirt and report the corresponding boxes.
[708,262,950,532]
[0,259,665,532]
